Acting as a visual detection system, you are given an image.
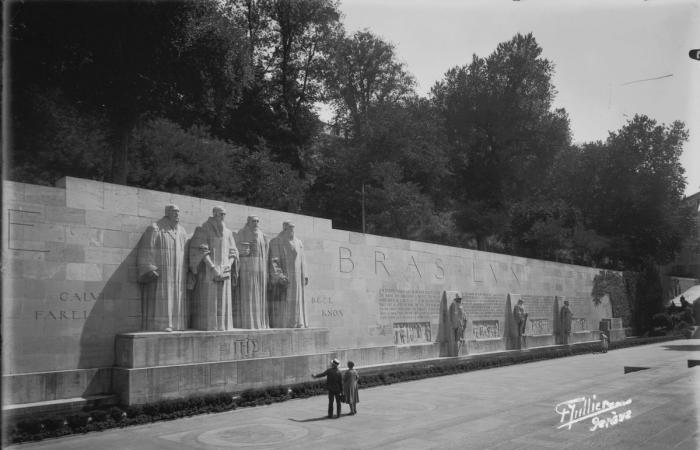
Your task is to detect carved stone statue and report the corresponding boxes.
[268,221,308,328]
[449,293,468,355]
[513,299,528,349]
[189,206,239,331]
[235,216,269,329]
[560,300,573,345]
[137,204,189,332]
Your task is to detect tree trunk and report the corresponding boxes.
[110,116,136,185]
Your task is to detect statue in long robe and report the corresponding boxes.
[560,300,573,345]
[189,207,239,331]
[235,216,269,329]
[513,299,528,349]
[137,204,189,331]
[448,294,468,355]
[268,221,308,328]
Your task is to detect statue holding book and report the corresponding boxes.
[189,206,239,331]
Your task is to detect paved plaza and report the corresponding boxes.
[7,340,699,450]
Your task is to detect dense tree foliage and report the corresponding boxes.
[7,3,695,282]
[432,33,572,249]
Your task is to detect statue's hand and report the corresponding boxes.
[140,270,159,283]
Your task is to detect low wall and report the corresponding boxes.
[2,177,614,406]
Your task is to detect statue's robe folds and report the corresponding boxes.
[268,234,307,328]
[189,219,238,331]
[137,218,189,331]
[235,227,269,329]
[560,305,573,344]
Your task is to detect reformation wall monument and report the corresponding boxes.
[2,177,617,409]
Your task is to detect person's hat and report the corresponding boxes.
[331,358,340,365]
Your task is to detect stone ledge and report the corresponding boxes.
[115,328,330,368]
[2,394,119,421]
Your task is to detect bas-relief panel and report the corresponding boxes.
[571,318,587,332]
[393,322,432,344]
[528,318,552,335]
[471,320,500,339]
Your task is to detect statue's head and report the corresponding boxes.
[282,221,295,238]
[518,299,524,305]
[564,300,570,306]
[453,294,462,303]
[247,215,260,231]
[212,206,226,224]
[165,204,180,223]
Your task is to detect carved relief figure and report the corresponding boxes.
[449,293,468,355]
[268,221,308,328]
[189,207,239,331]
[513,299,528,348]
[137,204,189,331]
[560,300,573,344]
[236,216,269,329]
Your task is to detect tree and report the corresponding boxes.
[223,0,342,170]
[324,30,415,138]
[9,0,251,184]
[432,33,571,249]
[128,118,309,211]
[552,115,694,270]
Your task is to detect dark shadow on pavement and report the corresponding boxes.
[288,416,336,423]
[661,345,700,351]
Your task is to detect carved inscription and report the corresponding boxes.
[219,338,260,359]
[378,289,440,322]
[472,320,500,339]
[529,318,552,335]
[462,293,503,319]
[311,296,333,305]
[571,318,587,332]
[35,292,97,320]
[393,322,432,344]
[339,247,355,273]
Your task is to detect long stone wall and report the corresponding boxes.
[2,177,613,406]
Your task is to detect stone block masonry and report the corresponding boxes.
[2,177,614,408]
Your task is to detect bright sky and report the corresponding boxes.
[335,0,700,196]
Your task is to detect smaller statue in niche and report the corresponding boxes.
[513,298,528,349]
[449,293,468,355]
[560,300,573,345]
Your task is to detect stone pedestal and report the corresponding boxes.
[523,334,555,348]
[113,328,330,405]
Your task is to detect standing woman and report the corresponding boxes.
[343,361,360,415]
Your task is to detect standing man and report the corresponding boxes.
[268,221,308,328]
[189,206,239,331]
[560,300,573,345]
[236,216,269,329]
[137,204,189,332]
[449,293,468,355]
[513,299,528,349]
[312,358,343,418]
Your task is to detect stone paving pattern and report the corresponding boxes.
[7,340,699,450]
